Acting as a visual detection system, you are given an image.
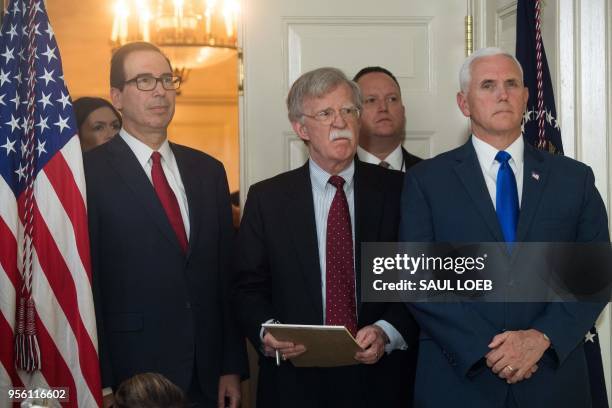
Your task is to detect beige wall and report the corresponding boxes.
[46,0,240,193]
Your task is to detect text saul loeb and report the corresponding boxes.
[370,254,493,292]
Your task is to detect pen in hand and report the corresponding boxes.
[275,349,281,366]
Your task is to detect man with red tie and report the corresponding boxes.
[84,42,246,408]
[232,67,418,407]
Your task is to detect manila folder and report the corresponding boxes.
[261,323,362,367]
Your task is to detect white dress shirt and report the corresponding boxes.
[309,159,407,352]
[357,144,405,172]
[471,134,524,208]
[119,129,190,238]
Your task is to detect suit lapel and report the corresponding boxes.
[516,144,548,242]
[354,160,383,307]
[284,163,324,322]
[171,144,201,259]
[106,136,184,254]
[453,141,504,242]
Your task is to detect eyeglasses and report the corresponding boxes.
[302,107,360,125]
[124,74,182,91]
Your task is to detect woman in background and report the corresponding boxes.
[73,97,121,152]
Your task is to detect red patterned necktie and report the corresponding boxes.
[151,151,188,253]
[325,175,357,336]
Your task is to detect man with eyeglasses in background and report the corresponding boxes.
[232,67,418,407]
[84,42,247,408]
[353,67,421,172]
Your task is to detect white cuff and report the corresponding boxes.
[260,318,277,341]
[374,320,408,353]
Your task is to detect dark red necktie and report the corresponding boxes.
[325,175,357,336]
[151,151,188,253]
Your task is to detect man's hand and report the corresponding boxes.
[218,374,241,408]
[262,331,307,360]
[354,324,387,364]
[102,393,115,408]
[485,329,550,383]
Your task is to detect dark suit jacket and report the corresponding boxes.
[402,146,422,171]
[85,135,247,402]
[399,138,609,408]
[232,160,418,408]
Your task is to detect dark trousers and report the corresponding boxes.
[187,369,217,408]
[257,363,369,408]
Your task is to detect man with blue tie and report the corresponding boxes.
[399,47,609,407]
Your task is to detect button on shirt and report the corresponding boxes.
[472,135,524,208]
[119,129,190,238]
[309,159,406,352]
[357,144,405,172]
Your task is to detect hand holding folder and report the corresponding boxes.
[262,331,307,363]
[262,323,364,367]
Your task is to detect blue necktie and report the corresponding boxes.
[495,151,519,243]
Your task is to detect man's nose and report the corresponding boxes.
[331,110,348,128]
[497,86,509,101]
[377,99,388,112]
[152,79,167,95]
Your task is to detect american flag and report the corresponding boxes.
[0,0,102,406]
[515,0,563,154]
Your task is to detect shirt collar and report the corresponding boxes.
[384,144,404,170]
[356,144,403,170]
[471,134,524,169]
[309,158,355,193]
[120,128,173,165]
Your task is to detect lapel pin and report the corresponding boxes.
[531,171,540,181]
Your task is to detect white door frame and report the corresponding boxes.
[558,0,611,402]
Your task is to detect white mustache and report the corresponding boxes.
[329,129,353,141]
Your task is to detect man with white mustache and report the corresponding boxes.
[232,67,418,407]
[84,42,247,408]
[329,128,354,141]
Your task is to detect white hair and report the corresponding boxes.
[459,47,524,93]
[286,67,362,123]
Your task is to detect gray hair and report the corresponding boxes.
[459,47,524,93]
[286,67,362,123]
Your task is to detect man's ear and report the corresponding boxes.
[456,91,470,118]
[291,120,309,142]
[110,87,123,111]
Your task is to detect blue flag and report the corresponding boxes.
[516,1,608,407]
[515,0,563,154]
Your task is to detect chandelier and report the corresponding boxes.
[111,0,239,80]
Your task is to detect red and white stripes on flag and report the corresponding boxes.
[0,0,102,406]
[0,137,103,408]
